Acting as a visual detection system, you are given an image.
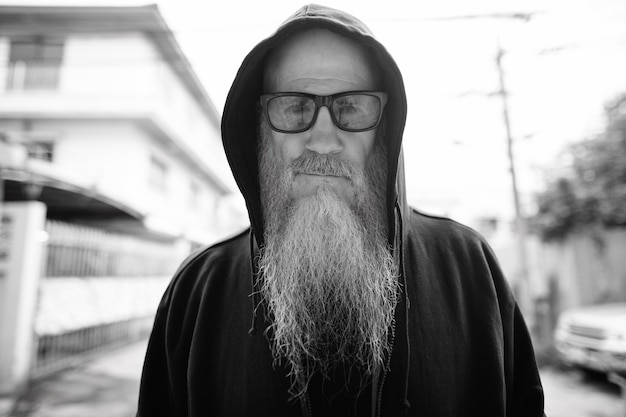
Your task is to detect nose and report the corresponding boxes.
[305,107,343,155]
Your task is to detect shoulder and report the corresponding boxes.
[159,228,252,308]
[176,228,251,275]
[406,208,489,249]
[404,208,515,307]
[144,229,255,380]
[404,208,509,289]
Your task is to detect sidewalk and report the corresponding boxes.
[9,340,148,417]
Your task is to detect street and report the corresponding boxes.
[542,366,624,417]
[7,341,625,417]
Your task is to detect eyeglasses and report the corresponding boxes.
[260,91,387,133]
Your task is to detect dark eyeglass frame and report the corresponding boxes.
[259,90,388,134]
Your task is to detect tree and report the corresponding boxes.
[532,93,626,240]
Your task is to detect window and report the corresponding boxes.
[149,155,168,191]
[6,37,65,90]
[25,141,54,162]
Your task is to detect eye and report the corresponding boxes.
[267,96,316,130]
[336,97,359,113]
[284,98,313,115]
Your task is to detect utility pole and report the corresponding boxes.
[495,43,533,320]
[0,140,6,214]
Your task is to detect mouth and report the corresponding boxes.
[295,170,351,181]
[298,172,345,178]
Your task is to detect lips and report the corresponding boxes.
[296,170,345,178]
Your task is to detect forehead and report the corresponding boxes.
[263,29,378,93]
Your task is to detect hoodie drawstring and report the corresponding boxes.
[248,229,260,336]
[395,201,412,414]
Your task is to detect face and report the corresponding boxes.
[263,29,380,205]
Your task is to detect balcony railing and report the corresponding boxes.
[6,60,61,91]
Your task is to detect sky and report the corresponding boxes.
[4,0,626,225]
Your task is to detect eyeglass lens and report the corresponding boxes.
[267,93,381,132]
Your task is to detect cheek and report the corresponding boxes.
[352,131,377,167]
[272,132,305,165]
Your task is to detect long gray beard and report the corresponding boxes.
[257,120,399,398]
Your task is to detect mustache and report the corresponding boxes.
[289,155,357,179]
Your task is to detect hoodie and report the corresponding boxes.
[137,5,545,416]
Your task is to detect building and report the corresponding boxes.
[0,4,245,244]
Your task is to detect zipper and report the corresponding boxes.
[374,319,396,417]
[300,392,313,417]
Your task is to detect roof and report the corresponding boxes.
[0,4,221,127]
[2,167,145,222]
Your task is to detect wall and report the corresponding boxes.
[62,33,161,96]
[0,37,8,91]
[0,202,46,396]
[536,229,626,311]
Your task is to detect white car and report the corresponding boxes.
[555,303,626,373]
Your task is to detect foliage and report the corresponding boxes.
[532,93,626,241]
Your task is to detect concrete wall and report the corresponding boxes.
[35,276,171,335]
[536,229,626,311]
[0,202,46,396]
[61,33,162,96]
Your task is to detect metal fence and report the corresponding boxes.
[31,220,183,377]
[32,316,154,378]
[44,220,180,278]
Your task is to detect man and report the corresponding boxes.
[138,5,545,417]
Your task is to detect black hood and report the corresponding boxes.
[222,4,409,246]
